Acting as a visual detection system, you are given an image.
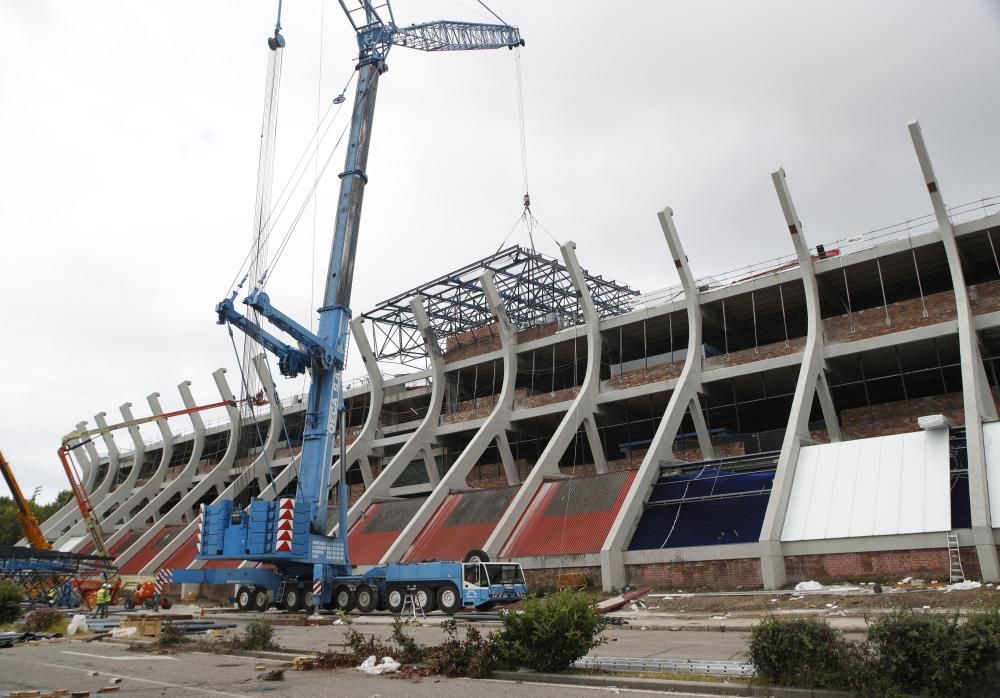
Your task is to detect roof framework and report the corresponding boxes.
[361,245,638,367]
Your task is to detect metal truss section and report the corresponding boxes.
[361,245,638,366]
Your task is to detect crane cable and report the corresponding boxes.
[514,47,535,253]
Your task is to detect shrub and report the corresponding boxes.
[239,618,278,651]
[866,609,954,693]
[21,607,64,633]
[0,581,23,625]
[944,608,1000,697]
[427,619,497,678]
[494,589,605,672]
[390,617,425,663]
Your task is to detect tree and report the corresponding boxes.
[0,490,73,547]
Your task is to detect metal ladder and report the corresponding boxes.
[947,531,965,583]
[400,585,425,620]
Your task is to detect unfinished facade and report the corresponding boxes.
[40,122,1000,591]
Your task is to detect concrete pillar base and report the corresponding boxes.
[760,540,787,589]
[973,526,1000,581]
[600,548,626,592]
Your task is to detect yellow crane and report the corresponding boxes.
[0,450,50,550]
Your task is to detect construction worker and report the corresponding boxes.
[47,586,57,607]
[95,584,111,619]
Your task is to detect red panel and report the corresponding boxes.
[108,530,143,559]
[502,471,636,557]
[402,493,497,563]
[347,503,403,565]
[119,525,189,574]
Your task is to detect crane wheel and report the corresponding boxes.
[464,549,489,564]
[284,587,304,612]
[355,585,377,614]
[161,597,173,610]
[334,586,355,613]
[252,587,270,612]
[385,586,405,614]
[236,586,253,611]
[436,583,461,614]
[414,587,436,613]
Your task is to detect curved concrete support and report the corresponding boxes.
[54,403,147,550]
[106,380,207,548]
[757,168,844,588]
[37,422,95,542]
[122,369,240,573]
[342,295,447,532]
[110,392,174,527]
[910,121,1000,581]
[600,209,712,590]
[484,241,607,558]
[381,272,517,563]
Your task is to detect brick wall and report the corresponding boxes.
[838,391,985,439]
[704,337,807,370]
[515,386,580,409]
[442,395,500,424]
[445,323,501,363]
[672,441,746,462]
[607,361,683,390]
[784,547,982,584]
[970,279,1000,315]
[515,321,559,344]
[333,425,363,448]
[625,558,762,590]
[523,565,601,588]
[823,287,957,345]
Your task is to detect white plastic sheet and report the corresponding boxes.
[357,656,400,675]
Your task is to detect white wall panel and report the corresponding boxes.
[984,422,1000,525]
[781,429,951,542]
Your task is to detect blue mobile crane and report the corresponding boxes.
[170,2,526,614]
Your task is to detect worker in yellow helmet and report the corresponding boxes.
[47,586,57,607]
[95,584,111,619]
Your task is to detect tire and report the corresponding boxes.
[464,549,489,564]
[436,583,461,615]
[355,585,377,614]
[284,586,304,612]
[334,586,355,613]
[236,586,253,611]
[414,587,436,614]
[303,590,315,611]
[385,586,405,615]
[476,602,495,612]
[124,598,136,610]
[142,597,155,610]
[252,587,270,612]
[161,597,173,610]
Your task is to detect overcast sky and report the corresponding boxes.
[2,1,999,502]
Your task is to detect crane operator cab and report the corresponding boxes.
[462,561,527,609]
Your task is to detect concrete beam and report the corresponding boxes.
[601,208,710,591]
[758,168,842,589]
[106,380,209,552]
[484,241,605,558]
[36,422,96,542]
[342,295,446,532]
[132,369,241,575]
[381,272,518,563]
[909,120,1000,581]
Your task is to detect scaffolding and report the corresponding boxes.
[362,245,638,367]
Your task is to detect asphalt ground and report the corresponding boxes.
[0,641,725,697]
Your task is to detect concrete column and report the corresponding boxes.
[496,430,519,485]
[600,208,710,591]
[342,295,446,531]
[910,120,1000,581]
[37,422,95,541]
[104,392,177,545]
[758,168,843,589]
[54,402,147,550]
[108,380,208,554]
[130,369,241,574]
[484,241,605,558]
[380,272,518,563]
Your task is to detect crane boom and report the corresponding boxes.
[0,450,50,550]
[391,20,522,52]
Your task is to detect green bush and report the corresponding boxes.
[0,581,24,625]
[390,617,426,663]
[21,607,64,632]
[494,589,604,672]
[238,618,278,651]
[748,616,870,690]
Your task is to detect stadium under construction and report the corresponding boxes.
[30,123,1000,593]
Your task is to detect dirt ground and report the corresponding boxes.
[637,584,1000,615]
